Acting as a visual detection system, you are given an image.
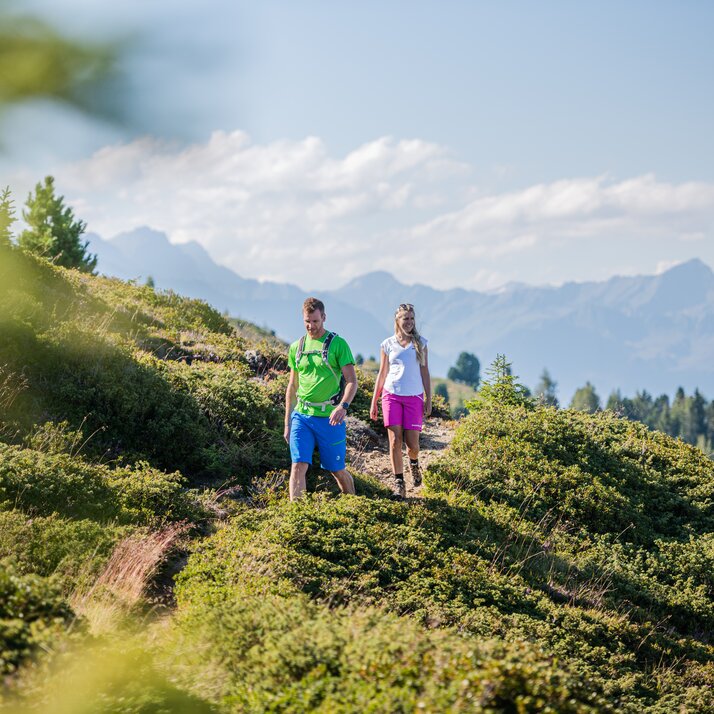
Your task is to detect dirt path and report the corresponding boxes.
[347,417,456,497]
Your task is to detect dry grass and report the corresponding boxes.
[0,363,28,411]
[71,522,190,634]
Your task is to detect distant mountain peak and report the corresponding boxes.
[661,257,712,279]
[111,226,169,243]
[341,271,400,290]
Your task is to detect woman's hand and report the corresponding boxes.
[369,401,379,421]
[424,397,432,418]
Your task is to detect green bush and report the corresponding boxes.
[0,511,128,582]
[0,444,200,525]
[175,490,714,710]
[0,249,287,482]
[170,588,604,712]
[0,562,75,675]
[426,404,714,543]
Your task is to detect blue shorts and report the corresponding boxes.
[289,411,346,472]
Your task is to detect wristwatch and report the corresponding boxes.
[340,401,350,410]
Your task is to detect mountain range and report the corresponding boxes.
[88,228,714,401]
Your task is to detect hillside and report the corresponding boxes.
[1,244,714,712]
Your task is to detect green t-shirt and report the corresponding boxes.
[288,332,354,416]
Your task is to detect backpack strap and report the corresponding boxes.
[295,331,341,388]
[295,335,306,364]
[322,331,335,363]
[321,332,341,385]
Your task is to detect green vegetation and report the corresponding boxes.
[18,176,97,272]
[570,381,602,413]
[534,368,559,407]
[434,381,449,404]
[0,187,15,247]
[431,375,475,416]
[2,243,714,711]
[607,386,714,456]
[0,246,285,481]
[447,350,481,389]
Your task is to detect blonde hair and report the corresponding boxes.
[394,304,426,365]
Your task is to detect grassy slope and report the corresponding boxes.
[2,245,714,712]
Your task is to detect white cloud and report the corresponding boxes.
[39,132,714,290]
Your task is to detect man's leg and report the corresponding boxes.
[331,469,355,494]
[314,417,353,495]
[289,412,315,501]
[290,462,310,500]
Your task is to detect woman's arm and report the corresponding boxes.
[421,347,432,417]
[370,349,389,421]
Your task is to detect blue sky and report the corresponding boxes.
[3,0,714,289]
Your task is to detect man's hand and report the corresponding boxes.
[329,406,347,426]
[284,423,290,443]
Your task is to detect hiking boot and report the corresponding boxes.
[410,460,422,488]
[393,476,406,499]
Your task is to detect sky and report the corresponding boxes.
[2,0,714,291]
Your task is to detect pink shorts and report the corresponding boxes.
[382,391,424,431]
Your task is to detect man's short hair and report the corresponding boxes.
[303,297,325,315]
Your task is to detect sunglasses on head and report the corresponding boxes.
[398,303,414,310]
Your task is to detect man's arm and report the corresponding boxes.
[329,363,357,426]
[284,369,298,442]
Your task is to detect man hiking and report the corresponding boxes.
[284,297,357,500]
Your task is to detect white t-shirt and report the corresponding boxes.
[381,335,428,397]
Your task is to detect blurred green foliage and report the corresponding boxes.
[0,562,75,676]
[0,11,119,119]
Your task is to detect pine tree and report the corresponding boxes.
[0,186,15,247]
[447,352,481,389]
[570,382,601,413]
[470,354,532,409]
[19,176,97,272]
[434,382,450,404]
[534,369,559,407]
[606,389,624,413]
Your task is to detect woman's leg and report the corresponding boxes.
[404,429,422,487]
[404,429,420,461]
[387,425,404,475]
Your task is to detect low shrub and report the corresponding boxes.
[426,404,714,544]
[170,589,605,712]
[0,444,201,525]
[176,493,714,710]
[0,511,128,583]
[0,562,75,676]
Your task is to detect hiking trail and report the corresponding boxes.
[346,416,456,497]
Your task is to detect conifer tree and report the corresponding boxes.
[434,382,450,404]
[447,352,481,389]
[0,186,15,247]
[570,382,601,413]
[470,354,532,409]
[534,369,559,407]
[19,176,97,272]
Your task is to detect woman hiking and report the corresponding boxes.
[370,303,431,498]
